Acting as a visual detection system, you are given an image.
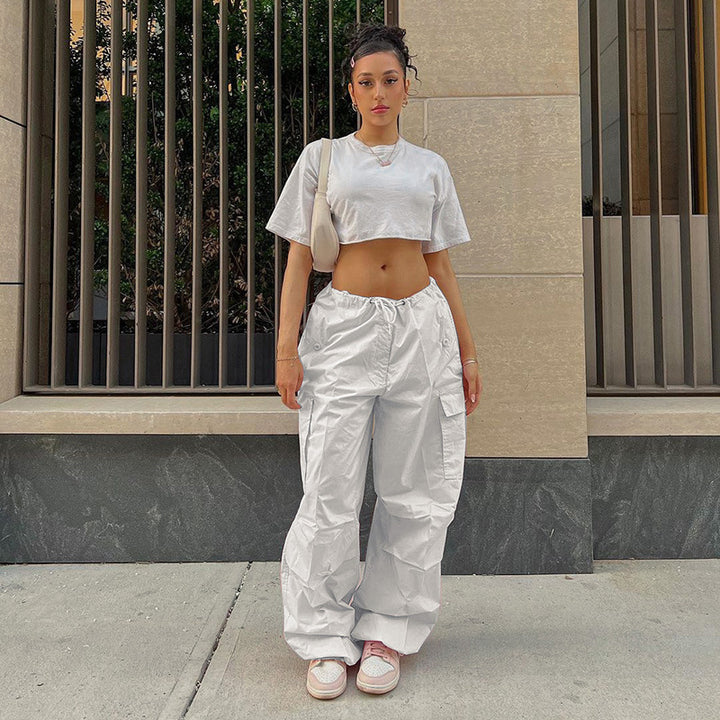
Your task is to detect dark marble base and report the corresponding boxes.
[1,434,716,571]
[590,436,720,560]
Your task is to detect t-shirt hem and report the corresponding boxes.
[265,223,310,245]
[264,226,471,253]
[344,235,429,245]
[422,236,472,253]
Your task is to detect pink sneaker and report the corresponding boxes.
[306,658,347,699]
[356,640,400,694]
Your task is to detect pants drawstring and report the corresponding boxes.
[368,296,406,324]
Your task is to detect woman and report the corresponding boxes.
[265,21,482,700]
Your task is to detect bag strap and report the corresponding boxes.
[317,137,331,195]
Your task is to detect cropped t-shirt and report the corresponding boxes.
[264,131,472,254]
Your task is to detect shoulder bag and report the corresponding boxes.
[309,137,340,272]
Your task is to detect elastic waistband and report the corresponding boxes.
[326,275,440,308]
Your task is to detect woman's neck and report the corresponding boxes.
[354,128,400,146]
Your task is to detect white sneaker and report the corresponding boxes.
[306,657,347,699]
[356,640,400,694]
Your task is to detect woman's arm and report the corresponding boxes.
[276,241,314,409]
[424,249,482,412]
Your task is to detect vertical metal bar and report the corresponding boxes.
[79,0,97,388]
[51,0,70,389]
[163,0,177,387]
[386,0,398,26]
[356,0,361,132]
[703,0,720,383]
[23,0,43,389]
[135,0,149,387]
[219,0,229,387]
[675,0,698,388]
[191,0,203,387]
[303,0,308,147]
[645,0,667,388]
[589,0,606,387]
[617,0,637,388]
[246,0,256,387]
[691,0,708,215]
[301,0,310,327]
[107,0,123,387]
[329,0,334,139]
[273,0,282,371]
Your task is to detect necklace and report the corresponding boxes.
[353,133,401,167]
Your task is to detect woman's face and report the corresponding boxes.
[348,51,410,129]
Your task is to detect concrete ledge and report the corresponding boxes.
[0,394,300,434]
[587,396,720,436]
[2,395,720,437]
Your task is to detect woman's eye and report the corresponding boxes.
[360,79,398,86]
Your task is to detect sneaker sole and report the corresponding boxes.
[306,677,347,700]
[356,673,399,694]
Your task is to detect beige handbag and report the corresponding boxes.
[310,138,340,272]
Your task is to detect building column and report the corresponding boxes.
[0,0,29,402]
[400,0,587,458]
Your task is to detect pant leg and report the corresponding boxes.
[349,288,467,655]
[280,290,380,666]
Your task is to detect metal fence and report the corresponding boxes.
[582,0,720,394]
[23,0,398,394]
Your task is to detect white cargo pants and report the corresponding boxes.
[280,276,467,666]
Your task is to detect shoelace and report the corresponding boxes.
[368,296,406,324]
[364,640,397,663]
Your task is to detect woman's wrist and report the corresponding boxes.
[276,338,299,356]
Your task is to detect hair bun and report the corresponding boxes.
[341,21,419,90]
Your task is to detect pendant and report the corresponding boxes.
[379,159,391,167]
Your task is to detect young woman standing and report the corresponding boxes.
[266,21,482,700]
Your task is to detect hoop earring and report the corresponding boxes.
[351,101,358,112]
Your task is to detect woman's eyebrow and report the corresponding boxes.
[357,69,400,77]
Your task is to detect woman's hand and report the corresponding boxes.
[463,361,482,415]
[276,356,304,410]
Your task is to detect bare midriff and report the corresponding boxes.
[331,238,431,300]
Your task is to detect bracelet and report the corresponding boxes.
[277,355,299,361]
[462,358,478,366]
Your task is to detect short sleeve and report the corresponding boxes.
[264,140,321,246]
[422,158,472,254]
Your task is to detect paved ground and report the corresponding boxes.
[1,559,719,719]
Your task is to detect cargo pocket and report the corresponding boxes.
[438,390,467,484]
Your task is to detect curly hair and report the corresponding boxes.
[340,21,420,91]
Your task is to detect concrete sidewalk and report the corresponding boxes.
[1,560,718,720]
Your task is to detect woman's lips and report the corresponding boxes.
[372,107,389,113]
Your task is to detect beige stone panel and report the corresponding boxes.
[0,118,25,283]
[0,0,27,125]
[0,284,23,403]
[461,275,588,458]
[399,98,424,146]
[426,96,583,275]
[400,0,579,98]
